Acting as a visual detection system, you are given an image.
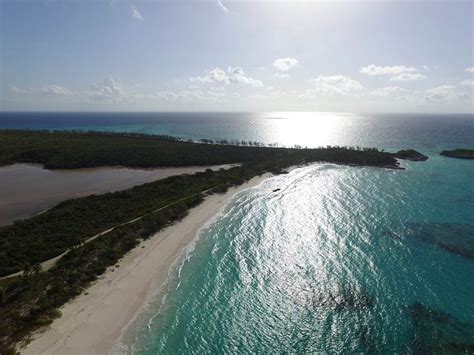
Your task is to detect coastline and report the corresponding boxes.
[22,172,272,355]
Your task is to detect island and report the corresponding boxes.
[0,130,428,353]
[440,149,474,159]
[393,149,429,161]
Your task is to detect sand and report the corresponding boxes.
[22,173,272,355]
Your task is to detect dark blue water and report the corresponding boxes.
[1,112,473,353]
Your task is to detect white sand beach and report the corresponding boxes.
[22,173,271,355]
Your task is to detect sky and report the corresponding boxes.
[0,0,473,113]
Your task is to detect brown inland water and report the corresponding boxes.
[0,163,237,226]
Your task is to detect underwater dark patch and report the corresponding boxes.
[290,283,374,312]
[388,223,474,261]
[408,302,474,354]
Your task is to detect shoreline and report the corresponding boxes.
[22,172,272,355]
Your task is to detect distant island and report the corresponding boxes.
[440,149,474,159]
[0,130,428,353]
[393,149,429,161]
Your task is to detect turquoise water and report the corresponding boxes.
[118,160,473,353]
[2,112,473,352]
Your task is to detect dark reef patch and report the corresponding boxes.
[408,303,474,353]
[387,223,474,261]
[291,283,374,312]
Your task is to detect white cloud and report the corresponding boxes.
[155,91,178,100]
[191,67,229,84]
[360,64,426,81]
[360,64,418,76]
[190,67,263,87]
[422,65,429,71]
[132,5,143,20]
[423,85,462,103]
[210,86,225,92]
[156,88,223,101]
[395,85,470,104]
[41,85,73,96]
[207,90,226,98]
[460,79,474,87]
[465,67,474,73]
[228,67,263,86]
[10,86,29,95]
[217,0,228,13]
[308,75,364,96]
[370,86,408,97]
[273,57,298,72]
[89,76,125,101]
[273,73,290,79]
[390,73,426,81]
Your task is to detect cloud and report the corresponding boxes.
[370,86,408,97]
[156,88,223,101]
[396,85,470,104]
[228,67,263,86]
[41,85,73,96]
[423,85,463,103]
[207,90,226,98]
[308,75,364,96]
[191,67,229,84]
[190,67,263,87]
[390,73,426,81]
[422,65,429,71]
[273,73,290,79]
[89,76,125,101]
[360,64,426,81]
[360,64,418,76]
[273,57,298,72]
[465,67,474,73]
[217,0,228,13]
[132,5,143,20]
[460,79,474,87]
[10,86,29,95]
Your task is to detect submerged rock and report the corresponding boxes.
[409,302,474,353]
[292,283,374,311]
[310,288,374,311]
[388,223,474,261]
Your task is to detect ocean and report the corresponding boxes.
[1,112,473,353]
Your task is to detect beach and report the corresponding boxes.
[22,173,272,355]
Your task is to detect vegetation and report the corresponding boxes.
[440,149,474,159]
[393,149,428,161]
[0,130,428,351]
[1,129,410,169]
[0,129,284,169]
[0,195,203,353]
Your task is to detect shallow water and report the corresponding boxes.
[119,156,474,353]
